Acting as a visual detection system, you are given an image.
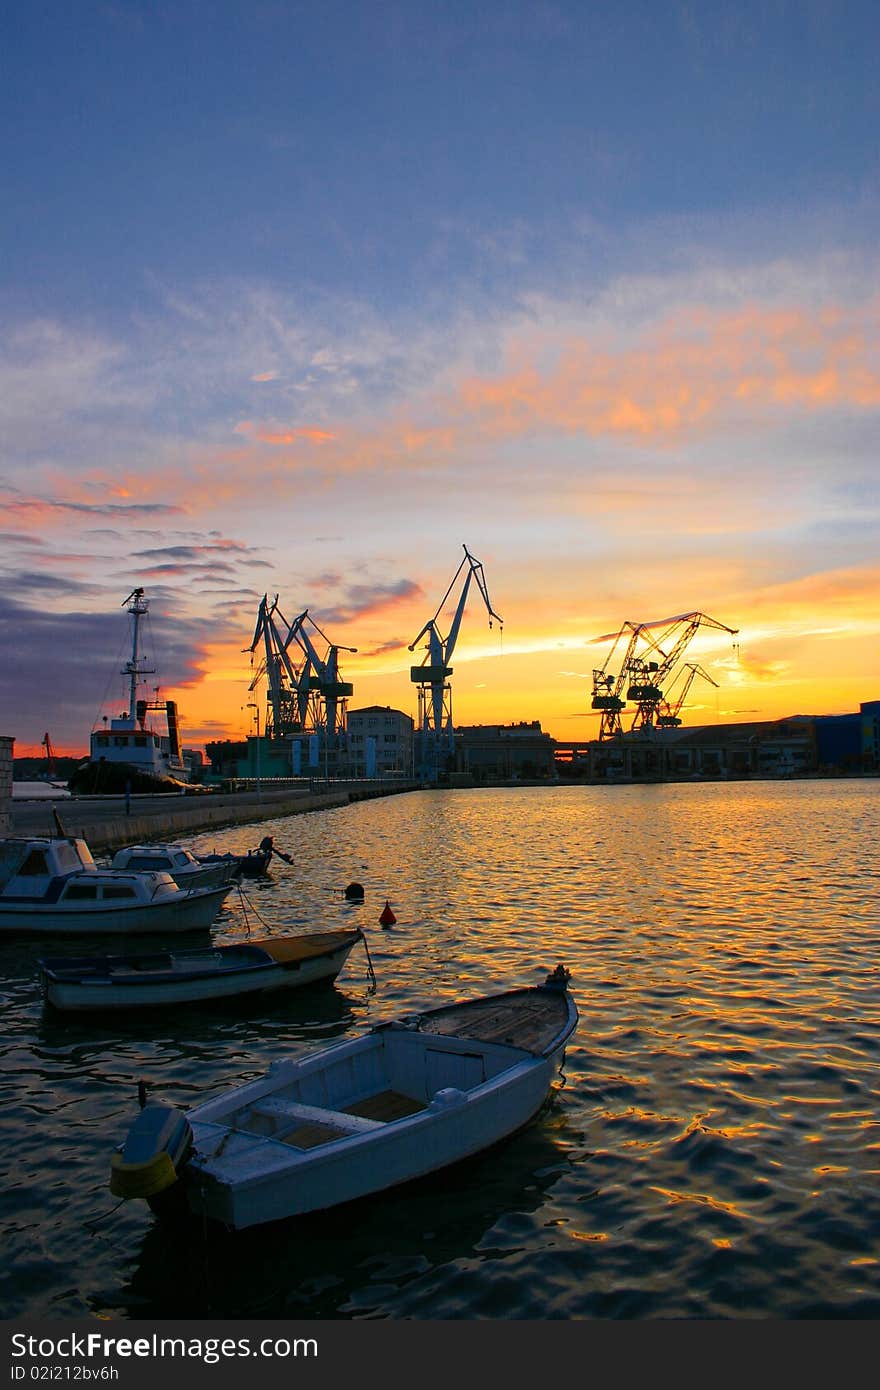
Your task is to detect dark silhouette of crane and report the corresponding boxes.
[655,663,719,727]
[592,611,738,739]
[42,732,56,777]
[409,544,502,781]
[284,608,356,747]
[245,595,309,738]
[245,596,356,773]
[591,621,646,738]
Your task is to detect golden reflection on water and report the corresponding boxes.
[3,778,880,1320]
[650,1187,751,1219]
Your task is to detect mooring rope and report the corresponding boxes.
[360,929,377,993]
[235,883,274,934]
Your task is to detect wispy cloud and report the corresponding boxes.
[57,277,876,517]
[0,490,184,523]
[317,579,424,625]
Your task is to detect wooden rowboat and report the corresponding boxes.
[109,965,577,1230]
[39,929,364,1012]
[195,837,290,880]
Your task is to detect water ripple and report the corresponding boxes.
[2,779,879,1319]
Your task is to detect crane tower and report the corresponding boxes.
[409,544,502,782]
[245,595,310,738]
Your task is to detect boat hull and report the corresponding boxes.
[40,931,362,1011]
[171,863,236,890]
[0,886,230,935]
[192,1052,561,1230]
[196,850,272,879]
[69,761,188,795]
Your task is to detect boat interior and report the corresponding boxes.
[41,944,274,980]
[198,1027,531,1154]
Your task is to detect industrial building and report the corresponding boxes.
[453,722,556,780]
[347,706,414,779]
[555,701,880,780]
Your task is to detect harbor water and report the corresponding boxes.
[1,780,879,1320]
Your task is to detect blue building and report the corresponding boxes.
[861,700,880,769]
[814,712,861,771]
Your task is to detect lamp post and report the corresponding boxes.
[247,702,262,801]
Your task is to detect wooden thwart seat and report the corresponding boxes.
[246,1096,384,1149]
[342,1089,427,1122]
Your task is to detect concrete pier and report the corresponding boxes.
[0,737,13,834]
[9,780,419,852]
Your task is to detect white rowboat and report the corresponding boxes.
[109,965,577,1231]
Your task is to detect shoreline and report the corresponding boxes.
[9,781,419,852]
[9,770,877,852]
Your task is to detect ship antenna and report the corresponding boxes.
[121,588,154,727]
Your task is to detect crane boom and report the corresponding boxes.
[655,663,718,727]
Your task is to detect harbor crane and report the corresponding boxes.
[591,620,647,739]
[246,595,356,771]
[42,732,56,776]
[409,544,503,781]
[284,608,357,745]
[591,611,738,739]
[655,663,718,728]
[245,594,311,738]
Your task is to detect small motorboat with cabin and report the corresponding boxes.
[38,928,366,1012]
[0,835,234,935]
[109,965,578,1230]
[109,843,237,891]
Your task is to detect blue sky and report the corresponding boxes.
[2,1,878,753]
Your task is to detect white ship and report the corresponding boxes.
[73,588,189,793]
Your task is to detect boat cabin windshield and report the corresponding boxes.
[61,882,138,901]
[16,850,50,876]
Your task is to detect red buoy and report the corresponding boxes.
[379,899,396,927]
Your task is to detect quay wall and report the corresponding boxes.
[11,781,419,853]
[0,736,13,833]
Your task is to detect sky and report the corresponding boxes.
[2,0,878,757]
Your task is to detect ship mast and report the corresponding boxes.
[121,588,155,726]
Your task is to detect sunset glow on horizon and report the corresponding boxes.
[2,4,877,759]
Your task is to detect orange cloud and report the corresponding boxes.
[19,295,878,523]
[234,421,336,444]
[739,561,880,615]
[453,300,880,441]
